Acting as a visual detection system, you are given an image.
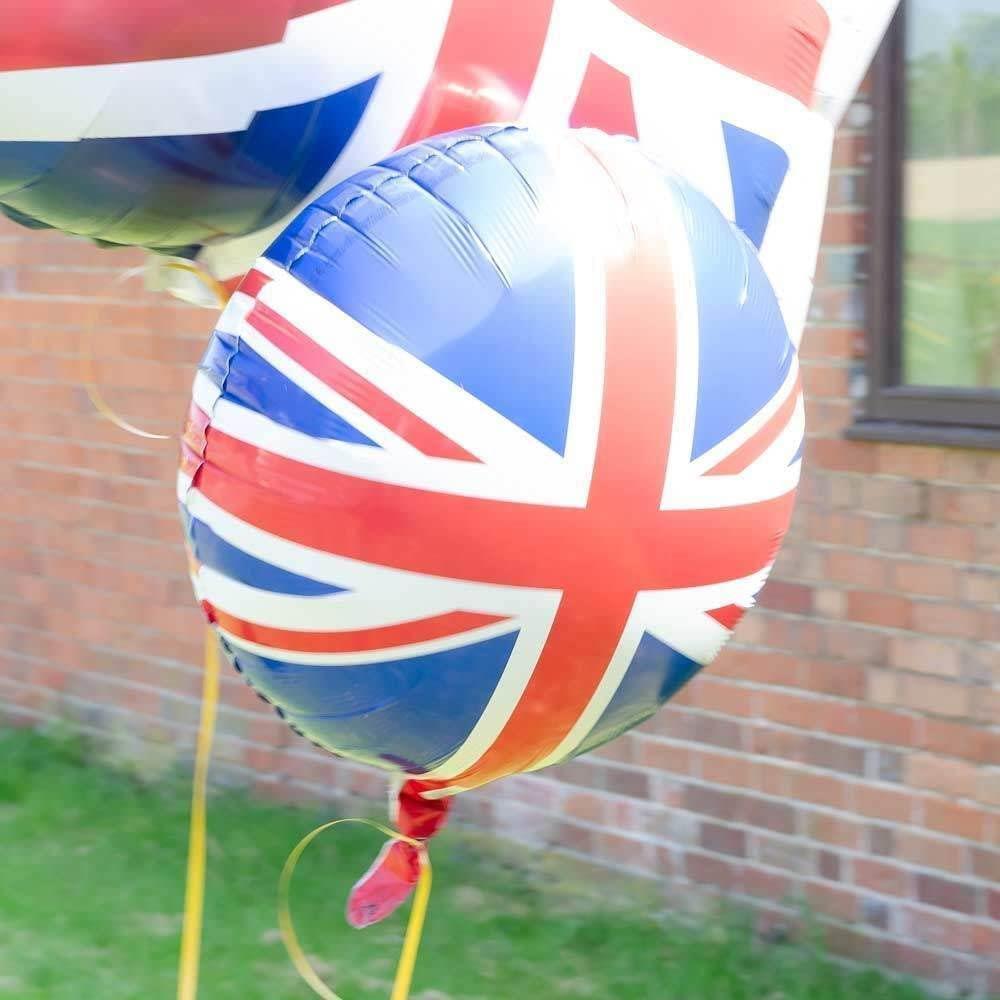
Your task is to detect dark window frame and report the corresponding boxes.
[848,3,1000,450]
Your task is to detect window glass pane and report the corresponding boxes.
[902,0,1000,389]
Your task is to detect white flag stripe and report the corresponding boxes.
[196,565,468,632]
[215,618,522,669]
[520,0,599,124]
[666,463,801,510]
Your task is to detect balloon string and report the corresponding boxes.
[279,820,433,1000]
[83,258,228,440]
[176,628,222,1000]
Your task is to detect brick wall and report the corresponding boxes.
[1,90,997,995]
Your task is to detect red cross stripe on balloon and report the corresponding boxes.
[399,0,830,149]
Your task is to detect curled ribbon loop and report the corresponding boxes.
[83,258,228,439]
[279,820,433,1000]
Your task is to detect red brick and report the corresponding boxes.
[687,677,756,717]
[915,873,979,915]
[812,586,847,619]
[858,478,928,517]
[867,669,899,705]
[852,858,911,896]
[756,580,815,615]
[846,590,912,629]
[752,832,814,874]
[801,363,849,398]
[682,784,742,823]
[697,749,756,789]
[974,687,1000,726]
[928,486,998,525]
[876,444,945,479]
[757,690,827,730]
[743,796,798,836]
[594,734,638,765]
[564,793,606,824]
[920,718,1000,764]
[884,942,947,982]
[853,783,915,824]
[685,851,739,890]
[922,798,990,842]
[978,769,1000,807]
[899,907,971,951]
[555,821,595,855]
[825,550,888,588]
[802,659,866,699]
[971,847,1000,883]
[749,725,809,765]
[758,615,824,656]
[907,523,976,561]
[817,849,842,881]
[906,754,979,798]
[831,131,871,168]
[898,675,970,719]
[808,440,878,475]
[803,812,864,849]
[596,832,655,871]
[945,446,1000,479]
[823,625,889,665]
[961,569,1000,603]
[825,924,883,964]
[636,739,693,775]
[804,882,858,922]
[743,865,793,901]
[798,326,857,360]
[821,209,868,245]
[912,600,985,640]
[972,923,1000,959]
[891,561,958,599]
[604,767,649,801]
[699,822,747,858]
[888,635,960,677]
[688,714,746,752]
[715,648,802,687]
[802,736,866,776]
[785,769,848,810]
[869,518,908,552]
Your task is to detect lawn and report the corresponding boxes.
[0,728,936,1000]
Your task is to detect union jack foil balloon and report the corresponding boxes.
[179,123,803,919]
[1,0,897,343]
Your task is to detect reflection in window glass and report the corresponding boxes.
[902,0,1000,389]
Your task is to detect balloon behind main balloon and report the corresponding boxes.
[180,124,803,794]
[2,0,899,332]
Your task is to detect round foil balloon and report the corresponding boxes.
[180,124,802,796]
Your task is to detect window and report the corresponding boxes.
[853,0,1000,447]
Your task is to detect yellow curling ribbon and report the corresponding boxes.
[83,258,228,439]
[279,821,433,1000]
[176,628,222,1000]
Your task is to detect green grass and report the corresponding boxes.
[0,728,937,1000]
